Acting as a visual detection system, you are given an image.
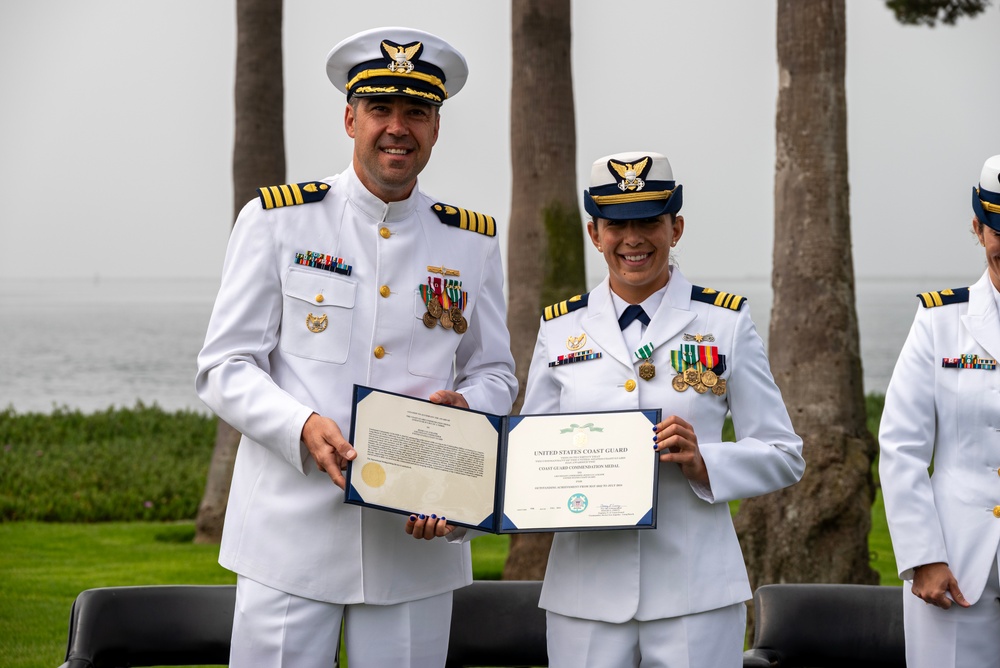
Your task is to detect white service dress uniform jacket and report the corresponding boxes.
[522,268,804,623]
[879,270,1000,602]
[196,164,517,605]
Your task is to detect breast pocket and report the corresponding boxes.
[407,288,462,380]
[280,267,356,365]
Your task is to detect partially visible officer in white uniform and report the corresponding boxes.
[879,154,1000,668]
[521,151,805,667]
[196,26,517,668]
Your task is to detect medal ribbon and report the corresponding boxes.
[447,281,461,312]
[634,342,655,361]
[671,349,687,373]
[699,345,718,369]
[420,283,432,308]
[432,277,444,307]
[682,343,704,372]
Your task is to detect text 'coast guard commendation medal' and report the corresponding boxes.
[634,343,656,380]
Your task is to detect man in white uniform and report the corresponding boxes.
[196,26,517,668]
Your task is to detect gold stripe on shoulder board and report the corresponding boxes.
[543,294,589,321]
[917,287,969,308]
[432,203,497,237]
[258,181,330,210]
[691,286,746,311]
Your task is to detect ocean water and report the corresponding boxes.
[0,275,970,415]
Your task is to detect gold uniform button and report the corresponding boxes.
[994,505,1000,519]
[624,379,637,392]
[379,285,391,298]
[373,346,386,359]
[996,468,1000,477]
[315,294,324,303]
[379,227,391,239]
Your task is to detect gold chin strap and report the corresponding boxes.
[590,189,673,205]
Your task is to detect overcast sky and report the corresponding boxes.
[2,1,998,288]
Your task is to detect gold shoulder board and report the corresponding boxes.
[543,294,590,321]
[917,287,970,308]
[691,286,746,311]
[257,181,330,210]
[431,203,496,237]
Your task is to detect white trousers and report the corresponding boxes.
[229,575,453,668]
[546,603,746,668]
[903,558,1000,668]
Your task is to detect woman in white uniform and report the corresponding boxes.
[879,154,1000,668]
[521,150,805,668]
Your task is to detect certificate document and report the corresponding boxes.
[346,385,659,533]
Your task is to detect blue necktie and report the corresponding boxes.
[618,304,650,330]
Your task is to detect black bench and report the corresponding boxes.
[58,580,547,668]
[743,583,906,668]
[59,581,906,667]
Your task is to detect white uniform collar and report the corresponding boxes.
[345,162,421,223]
[991,277,1000,323]
[963,270,1000,360]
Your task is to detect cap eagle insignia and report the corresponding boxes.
[382,41,422,73]
[609,156,650,193]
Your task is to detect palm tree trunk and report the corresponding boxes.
[195,0,285,544]
[735,0,877,625]
[503,0,584,579]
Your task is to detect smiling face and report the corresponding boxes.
[588,213,684,304]
[345,95,440,202]
[973,217,1000,292]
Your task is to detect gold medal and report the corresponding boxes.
[693,382,708,394]
[427,298,443,318]
[306,313,328,333]
[449,304,463,321]
[639,360,656,380]
[567,333,587,351]
[701,370,718,387]
[683,367,701,385]
[711,378,727,396]
[422,311,437,328]
[453,315,468,334]
[672,374,688,392]
[439,310,454,329]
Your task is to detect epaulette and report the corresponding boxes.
[431,202,496,237]
[691,285,746,311]
[257,181,330,210]
[917,287,969,308]
[543,294,589,321]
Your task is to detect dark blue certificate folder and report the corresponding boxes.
[346,385,659,533]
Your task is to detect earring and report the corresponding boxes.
[597,246,603,252]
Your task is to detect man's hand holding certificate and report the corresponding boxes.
[346,385,659,533]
